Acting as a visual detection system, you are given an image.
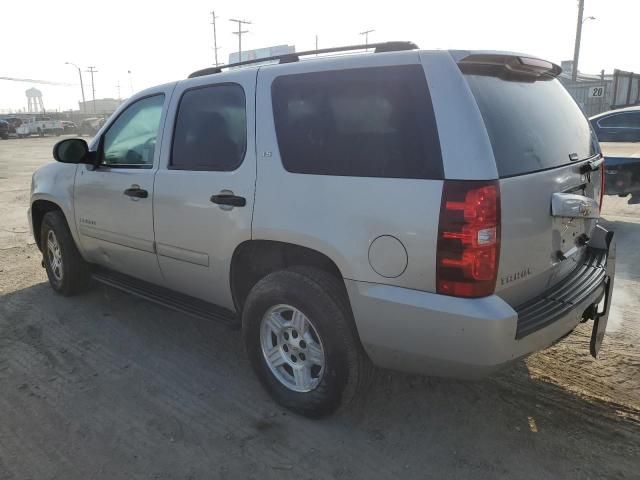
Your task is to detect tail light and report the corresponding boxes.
[436,180,500,298]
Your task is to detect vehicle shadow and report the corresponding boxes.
[0,280,638,480]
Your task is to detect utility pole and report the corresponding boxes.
[86,66,97,113]
[572,0,584,81]
[211,10,220,66]
[315,34,318,53]
[360,29,375,48]
[65,62,86,112]
[230,18,251,61]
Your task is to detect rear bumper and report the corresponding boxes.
[346,229,613,379]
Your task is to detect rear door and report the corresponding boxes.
[253,52,445,293]
[460,61,603,306]
[153,70,256,310]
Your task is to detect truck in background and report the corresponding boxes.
[16,116,64,137]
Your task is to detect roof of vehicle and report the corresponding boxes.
[590,105,640,120]
[187,42,560,80]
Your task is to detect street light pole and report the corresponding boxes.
[572,0,585,81]
[65,62,86,112]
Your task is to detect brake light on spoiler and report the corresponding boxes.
[457,53,562,80]
[437,181,501,298]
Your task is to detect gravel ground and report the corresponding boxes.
[0,136,638,479]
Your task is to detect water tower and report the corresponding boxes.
[26,88,45,113]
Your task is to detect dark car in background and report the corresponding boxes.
[590,106,640,142]
[2,117,23,135]
[0,120,9,139]
[591,107,640,203]
[78,117,105,136]
[61,121,77,134]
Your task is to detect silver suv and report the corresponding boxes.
[30,42,616,417]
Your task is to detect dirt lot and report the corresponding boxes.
[1,136,638,479]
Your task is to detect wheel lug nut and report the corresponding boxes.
[284,332,289,340]
[299,340,306,349]
[299,353,306,361]
[292,330,298,339]
[283,344,288,352]
[291,355,297,363]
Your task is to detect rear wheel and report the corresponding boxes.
[40,211,91,296]
[242,267,372,418]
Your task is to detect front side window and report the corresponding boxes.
[171,84,247,171]
[271,65,443,179]
[102,94,165,167]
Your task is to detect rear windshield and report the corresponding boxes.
[464,74,596,177]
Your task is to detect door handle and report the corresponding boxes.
[124,186,148,198]
[210,193,246,207]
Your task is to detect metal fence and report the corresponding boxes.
[611,69,640,109]
[563,80,613,117]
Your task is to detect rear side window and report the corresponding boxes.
[171,84,247,171]
[271,65,443,179]
[464,74,596,177]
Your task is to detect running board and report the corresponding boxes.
[92,268,238,327]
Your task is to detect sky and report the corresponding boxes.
[1,0,639,112]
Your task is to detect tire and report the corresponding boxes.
[242,266,372,418]
[40,211,91,296]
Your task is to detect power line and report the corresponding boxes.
[229,18,251,61]
[0,76,74,86]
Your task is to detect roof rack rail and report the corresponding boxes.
[188,41,419,78]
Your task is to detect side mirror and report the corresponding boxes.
[53,138,90,164]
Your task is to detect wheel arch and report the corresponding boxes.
[230,240,347,313]
[31,199,65,250]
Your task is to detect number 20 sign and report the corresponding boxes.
[589,86,605,98]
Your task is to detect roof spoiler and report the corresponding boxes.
[457,53,562,80]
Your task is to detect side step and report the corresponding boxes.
[92,267,238,327]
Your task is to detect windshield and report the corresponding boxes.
[464,74,597,177]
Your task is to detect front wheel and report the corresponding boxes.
[242,267,372,418]
[40,211,91,296]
